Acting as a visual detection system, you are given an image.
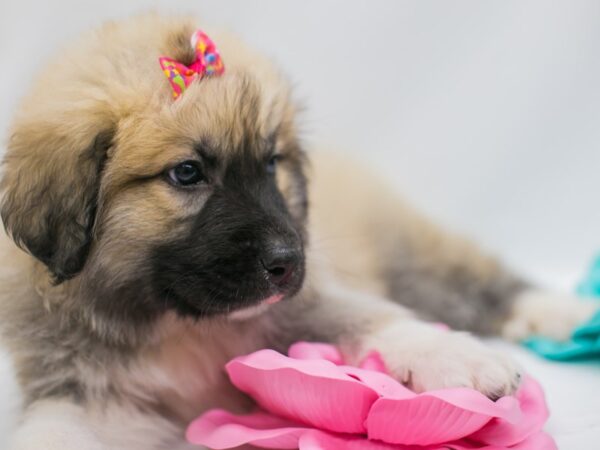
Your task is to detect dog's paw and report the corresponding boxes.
[502,289,597,342]
[361,322,521,398]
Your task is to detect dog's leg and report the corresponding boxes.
[500,289,597,341]
[9,399,193,450]
[378,221,596,341]
[276,281,520,397]
[311,153,595,342]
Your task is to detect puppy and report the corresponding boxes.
[0,14,594,450]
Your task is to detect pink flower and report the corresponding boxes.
[187,342,556,450]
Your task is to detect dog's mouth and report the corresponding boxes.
[227,293,287,321]
[225,268,305,317]
[263,293,285,305]
[159,264,305,319]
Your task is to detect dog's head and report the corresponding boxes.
[0,16,308,323]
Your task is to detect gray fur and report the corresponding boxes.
[382,245,527,335]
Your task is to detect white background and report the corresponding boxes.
[1,1,600,448]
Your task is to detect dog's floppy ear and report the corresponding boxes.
[0,118,113,283]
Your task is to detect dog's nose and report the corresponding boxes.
[261,243,301,286]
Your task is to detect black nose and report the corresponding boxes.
[261,243,301,286]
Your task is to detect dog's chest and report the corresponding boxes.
[124,321,260,424]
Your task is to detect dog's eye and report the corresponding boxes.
[168,161,204,186]
[266,154,282,175]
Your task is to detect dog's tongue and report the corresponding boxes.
[264,294,284,305]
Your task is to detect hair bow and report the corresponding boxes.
[158,29,225,99]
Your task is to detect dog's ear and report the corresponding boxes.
[0,118,113,283]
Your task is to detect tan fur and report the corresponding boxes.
[0,14,593,450]
[309,151,523,333]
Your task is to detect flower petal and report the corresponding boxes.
[288,342,345,365]
[499,431,557,450]
[443,430,557,449]
[358,350,389,373]
[366,387,520,445]
[341,365,412,398]
[468,376,550,446]
[190,343,554,450]
[298,430,413,450]
[186,409,310,449]
[226,349,379,433]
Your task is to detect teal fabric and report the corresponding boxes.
[524,310,600,360]
[523,256,600,361]
[576,253,600,297]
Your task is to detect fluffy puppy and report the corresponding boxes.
[0,14,594,450]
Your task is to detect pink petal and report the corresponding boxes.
[226,349,379,433]
[468,376,550,446]
[288,342,345,365]
[341,365,413,398]
[433,322,451,331]
[366,388,521,445]
[358,350,389,373]
[444,430,557,449]
[288,342,391,374]
[298,431,554,450]
[187,410,429,450]
[192,343,555,450]
[500,431,557,450]
[298,430,412,450]
[345,359,522,446]
[186,409,310,449]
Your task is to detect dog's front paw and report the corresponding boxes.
[502,289,597,342]
[361,322,521,399]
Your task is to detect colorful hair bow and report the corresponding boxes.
[158,29,225,99]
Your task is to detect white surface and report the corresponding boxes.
[1,1,600,448]
[492,342,600,449]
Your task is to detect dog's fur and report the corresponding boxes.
[0,14,595,450]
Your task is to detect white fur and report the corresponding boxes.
[313,280,521,395]
[502,289,597,342]
[361,320,520,395]
[9,400,198,450]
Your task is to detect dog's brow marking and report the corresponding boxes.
[193,142,219,169]
[265,128,280,156]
